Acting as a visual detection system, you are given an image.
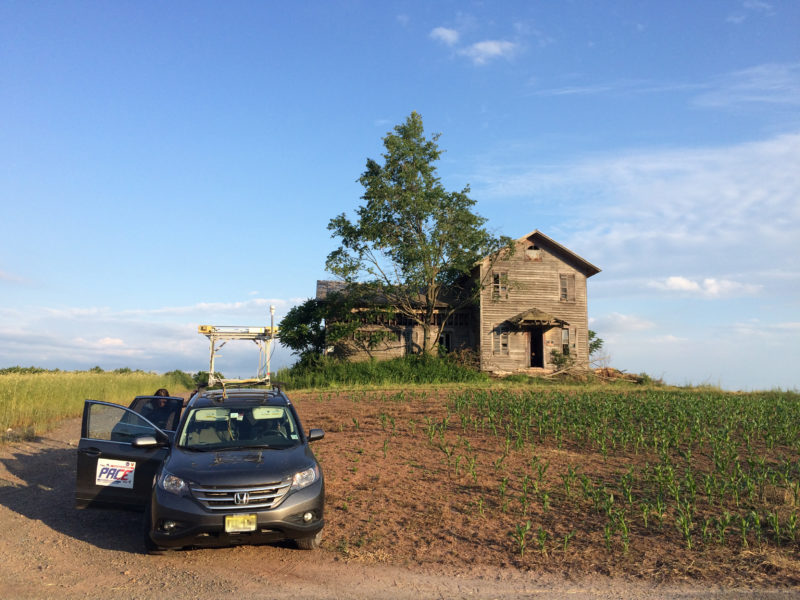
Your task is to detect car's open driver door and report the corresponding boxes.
[75,400,169,509]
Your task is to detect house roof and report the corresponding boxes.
[316,279,347,300]
[518,230,601,277]
[507,307,569,327]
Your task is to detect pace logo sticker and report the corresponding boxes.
[95,459,136,489]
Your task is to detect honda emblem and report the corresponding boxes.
[234,492,250,505]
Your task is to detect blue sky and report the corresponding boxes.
[1,1,798,390]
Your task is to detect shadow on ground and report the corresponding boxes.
[0,438,145,553]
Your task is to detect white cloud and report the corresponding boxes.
[727,0,775,23]
[476,131,800,292]
[659,276,701,292]
[0,269,27,284]
[430,26,459,46]
[459,40,517,65]
[650,334,688,343]
[730,319,800,339]
[591,312,655,334]
[649,276,762,298]
[694,63,800,108]
[527,62,800,111]
[0,296,305,373]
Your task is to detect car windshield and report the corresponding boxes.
[178,406,300,451]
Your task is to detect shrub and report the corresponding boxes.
[276,354,489,389]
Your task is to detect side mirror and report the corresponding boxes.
[132,435,159,448]
[307,429,325,442]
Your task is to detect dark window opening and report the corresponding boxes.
[492,272,509,300]
[439,332,452,352]
[526,244,542,261]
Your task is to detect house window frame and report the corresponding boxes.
[561,327,570,355]
[492,325,509,355]
[492,271,509,300]
[439,331,452,353]
[559,273,576,302]
[525,244,542,262]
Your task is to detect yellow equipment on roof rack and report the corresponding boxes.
[198,306,279,389]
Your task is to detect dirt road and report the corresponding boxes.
[0,418,794,599]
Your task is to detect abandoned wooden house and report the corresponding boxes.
[316,230,600,373]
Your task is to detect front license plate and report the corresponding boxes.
[225,514,257,533]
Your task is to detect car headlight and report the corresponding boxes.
[291,465,319,491]
[159,471,188,495]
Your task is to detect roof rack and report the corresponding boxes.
[198,306,279,392]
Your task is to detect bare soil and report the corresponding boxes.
[0,389,797,599]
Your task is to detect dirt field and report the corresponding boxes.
[0,389,797,599]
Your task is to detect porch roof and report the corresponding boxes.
[508,307,569,327]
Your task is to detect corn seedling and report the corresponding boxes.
[511,521,531,557]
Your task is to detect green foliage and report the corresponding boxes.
[588,330,604,356]
[191,371,224,387]
[450,386,800,556]
[0,366,61,375]
[550,349,574,371]
[326,111,513,354]
[275,355,489,388]
[280,290,402,360]
[164,369,194,388]
[278,298,329,357]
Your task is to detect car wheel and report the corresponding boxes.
[296,530,322,550]
[143,503,168,555]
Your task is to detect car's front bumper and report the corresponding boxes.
[147,479,324,548]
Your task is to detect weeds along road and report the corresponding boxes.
[0,417,794,600]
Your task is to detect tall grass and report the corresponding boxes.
[0,371,191,439]
[276,355,489,389]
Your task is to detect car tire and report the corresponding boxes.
[296,530,322,550]
[143,503,167,555]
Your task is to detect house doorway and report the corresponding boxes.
[529,327,544,368]
[439,331,452,353]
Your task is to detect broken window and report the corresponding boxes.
[525,244,542,261]
[438,332,452,352]
[493,325,509,355]
[492,272,509,300]
[561,327,570,355]
[559,274,576,302]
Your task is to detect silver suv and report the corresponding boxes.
[75,388,325,553]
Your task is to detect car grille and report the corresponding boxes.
[191,481,291,511]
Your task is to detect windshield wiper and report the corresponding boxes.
[236,444,275,450]
[182,445,217,452]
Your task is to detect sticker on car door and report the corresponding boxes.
[96,459,136,488]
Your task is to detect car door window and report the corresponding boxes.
[87,403,157,444]
[128,396,183,431]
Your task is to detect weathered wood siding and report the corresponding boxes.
[334,321,475,362]
[478,236,591,372]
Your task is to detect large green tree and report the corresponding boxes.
[278,299,328,358]
[326,112,511,355]
[279,289,398,361]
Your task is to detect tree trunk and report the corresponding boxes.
[420,322,436,355]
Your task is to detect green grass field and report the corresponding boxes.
[0,371,191,440]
